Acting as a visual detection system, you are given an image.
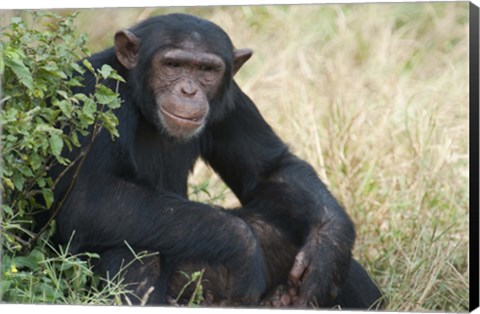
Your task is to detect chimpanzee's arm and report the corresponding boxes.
[201,85,355,306]
[55,172,265,303]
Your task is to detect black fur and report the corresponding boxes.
[50,13,383,308]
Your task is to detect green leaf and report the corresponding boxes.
[49,133,64,157]
[109,71,125,83]
[82,59,94,73]
[82,98,97,122]
[98,64,113,80]
[30,249,46,262]
[3,178,14,190]
[70,131,80,147]
[36,283,62,301]
[18,165,33,177]
[0,108,18,123]
[2,204,13,216]
[12,173,25,191]
[0,280,12,297]
[95,85,118,106]
[30,153,43,171]
[68,77,83,87]
[57,90,69,99]
[41,62,67,79]
[99,112,119,138]
[13,256,40,271]
[41,188,54,209]
[35,123,57,133]
[36,177,46,188]
[4,47,34,91]
[5,134,18,143]
[57,99,73,118]
[71,62,85,75]
[83,252,100,259]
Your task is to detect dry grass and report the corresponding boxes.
[4,3,469,311]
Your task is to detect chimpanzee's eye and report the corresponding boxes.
[165,61,181,68]
[200,64,216,72]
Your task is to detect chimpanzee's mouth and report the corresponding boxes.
[159,107,205,127]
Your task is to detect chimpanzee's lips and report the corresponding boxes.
[159,107,205,127]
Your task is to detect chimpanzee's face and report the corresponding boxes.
[146,45,226,139]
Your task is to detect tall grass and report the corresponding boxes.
[2,3,469,311]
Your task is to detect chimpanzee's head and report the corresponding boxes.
[114,13,252,140]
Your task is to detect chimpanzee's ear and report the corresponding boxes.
[232,48,253,76]
[114,30,140,70]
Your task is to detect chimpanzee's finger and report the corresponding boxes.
[288,250,309,284]
[291,262,320,307]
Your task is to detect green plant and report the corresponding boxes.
[175,270,205,306]
[188,180,228,205]
[1,235,137,304]
[0,12,125,303]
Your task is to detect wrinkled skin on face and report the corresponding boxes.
[147,48,225,139]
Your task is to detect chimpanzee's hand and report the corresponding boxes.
[288,226,351,307]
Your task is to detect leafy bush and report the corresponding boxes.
[0,12,126,303]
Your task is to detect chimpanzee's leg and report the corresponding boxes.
[92,224,383,309]
[333,258,384,310]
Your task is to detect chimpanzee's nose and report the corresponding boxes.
[181,80,197,96]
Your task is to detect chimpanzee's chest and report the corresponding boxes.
[132,129,201,196]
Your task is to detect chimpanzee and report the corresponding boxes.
[50,13,383,308]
